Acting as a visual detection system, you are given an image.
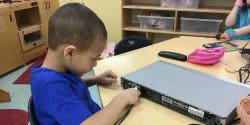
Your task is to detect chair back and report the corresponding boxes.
[114,36,152,55]
[28,96,40,125]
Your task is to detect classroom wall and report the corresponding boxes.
[58,0,122,42]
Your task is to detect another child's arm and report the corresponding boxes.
[234,25,250,36]
[80,88,141,125]
[83,70,117,87]
[221,25,250,40]
[225,0,242,27]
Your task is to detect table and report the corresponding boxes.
[94,36,248,125]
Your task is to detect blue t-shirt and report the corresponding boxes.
[234,7,250,40]
[30,67,101,125]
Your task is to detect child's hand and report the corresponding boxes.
[235,0,244,7]
[96,70,117,86]
[221,29,237,40]
[118,88,141,105]
[221,33,230,40]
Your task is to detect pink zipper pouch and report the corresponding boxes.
[187,48,224,65]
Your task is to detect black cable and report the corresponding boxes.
[115,105,133,125]
[239,66,245,83]
[244,70,250,84]
[239,69,243,83]
[245,81,250,83]
[238,62,250,84]
[239,42,248,56]
[228,118,240,124]
[242,43,249,52]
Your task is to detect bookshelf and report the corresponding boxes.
[122,0,234,41]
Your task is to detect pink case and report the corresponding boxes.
[187,48,224,65]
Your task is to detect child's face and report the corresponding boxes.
[66,41,106,76]
[248,0,250,4]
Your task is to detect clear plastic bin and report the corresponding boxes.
[180,17,223,33]
[137,15,174,31]
[161,0,200,8]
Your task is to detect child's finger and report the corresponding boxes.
[107,78,117,83]
[101,78,117,85]
[107,70,117,78]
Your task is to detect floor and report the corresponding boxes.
[0,65,102,111]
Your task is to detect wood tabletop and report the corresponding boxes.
[94,36,248,125]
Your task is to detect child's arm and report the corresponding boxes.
[80,88,141,125]
[221,25,250,40]
[83,70,117,87]
[225,1,241,27]
[235,24,250,36]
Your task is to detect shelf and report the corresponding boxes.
[122,1,231,40]
[11,1,38,11]
[123,26,218,37]
[18,24,41,31]
[123,4,231,14]
[14,6,41,29]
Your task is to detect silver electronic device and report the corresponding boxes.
[121,61,250,125]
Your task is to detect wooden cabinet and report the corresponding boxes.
[122,0,235,41]
[0,0,58,75]
[23,44,47,62]
[12,1,48,63]
[0,6,24,75]
[38,0,59,43]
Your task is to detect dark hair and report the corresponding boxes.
[48,3,107,51]
[242,0,248,10]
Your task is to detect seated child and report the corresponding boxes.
[30,3,140,125]
[221,0,250,40]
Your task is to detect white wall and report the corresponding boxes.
[58,0,122,42]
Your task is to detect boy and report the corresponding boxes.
[30,3,140,125]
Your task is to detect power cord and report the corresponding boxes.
[239,62,250,84]
[228,117,240,124]
[115,105,133,125]
[115,86,139,125]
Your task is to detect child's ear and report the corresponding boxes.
[63,45,77,60]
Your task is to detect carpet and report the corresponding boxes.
[0,109,28,125]
[13,54,46,84]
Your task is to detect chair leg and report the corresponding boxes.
[0,89,11,102]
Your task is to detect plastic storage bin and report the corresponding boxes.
[137,15,174,31]
[161,0,200,8]
[180,17,223,33]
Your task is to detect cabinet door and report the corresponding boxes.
[38,0,59,43]
[0,7,24,75]
[48,0,59,18]
[38,0,49,43]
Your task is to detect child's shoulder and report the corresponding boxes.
[30,67,80,87]
[30,67,70,86]
[31,67,62,79]
[30,67,78,94]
